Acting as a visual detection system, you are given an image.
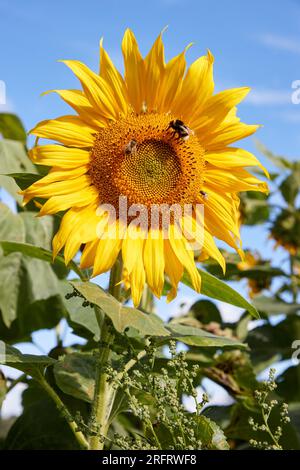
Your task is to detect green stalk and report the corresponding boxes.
[37,374,89,449]
[89,256,123,450]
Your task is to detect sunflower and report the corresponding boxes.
[22,29,268,306]
[237,251,271,298]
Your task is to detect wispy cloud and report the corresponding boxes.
[245,89,292,106]
[258,33,300,54]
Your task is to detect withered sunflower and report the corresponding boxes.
[22,29,268,306]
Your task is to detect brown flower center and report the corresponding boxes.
[89,112,205,211]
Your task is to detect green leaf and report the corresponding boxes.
[167,323,247,349]
[60,281,101,341]
[3,383,79,449]
[188,299,222,324]
[280,172,300,205]
[0,206,65,331]
[7,172,42,190]
[70,281,170,337]
[0,113,27,142]
[196,415,229,450]
[54,353,96,403]
[182,269,260,318]
[239,191,270,226]
[0,240,84,281]
[0,139,36,203]
[0,342,55,379]
[248,316,300,364]
[277,365,300,403]
[252,295,300,316]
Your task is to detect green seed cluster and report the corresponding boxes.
[249,368,290,450]
[105,340,210,450]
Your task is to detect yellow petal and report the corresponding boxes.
[173,49,214,119]
[205,167,269,193]
[99,38,128,115]
[123,228,146,306]
[168,223,201,292]
[157,45,191,113]
[180,213,225,273]
[164,239,183,302]
[30,115,95,147]
[92,220,124,276]
[29,145,90,168]
[144,29,166,111]
[43,89,107,128]
[192,87,250,131]
[60,60,120,119]
[122,29,145,113]
[39,186,98,216]
[205,147,269,178]
[80,239,99,269]
[23,174,91,204]
[143,229,165,298]
[204,121,259,150]
[122,224,145,276]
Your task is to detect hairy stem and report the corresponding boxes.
[38,374,89,449]
[89,256,123,450]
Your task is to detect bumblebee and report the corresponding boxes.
[167,119,194,141]
[124,139,138,156]
[200,190,208,200]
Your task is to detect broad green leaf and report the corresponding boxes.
[0,241,84,281]
[280,172,300,205]
[60,281,101,341]
[248,316,300,364]
[3,383,79,450]
[167,323,247,349]
[70,281,170,337]
[0,249,63,329]
[252,295,300,316]
[0,206,65,330]
[239,191,270,226]
[0,113,27,142]
[0,139,36,203]
[196,415,229,450]
[277,365,300,403]
[188,299,222,324]
[0,342,55,379]
[0,202,25,244]
[54,353,96,403]
[182,269,259,318]
[6,172,42,190]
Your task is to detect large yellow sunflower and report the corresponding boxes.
[22,29,268,306]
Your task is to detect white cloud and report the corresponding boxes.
[245,89,292,106]
[258,33,300,54]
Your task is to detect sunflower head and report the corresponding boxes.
[270,209,300,256]
[22,29,268,306]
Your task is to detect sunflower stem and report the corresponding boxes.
[37,373,89,449]
[89,256,123,450]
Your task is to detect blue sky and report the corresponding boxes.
[1,0,300,414]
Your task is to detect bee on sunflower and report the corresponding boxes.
[21,29,268,306]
